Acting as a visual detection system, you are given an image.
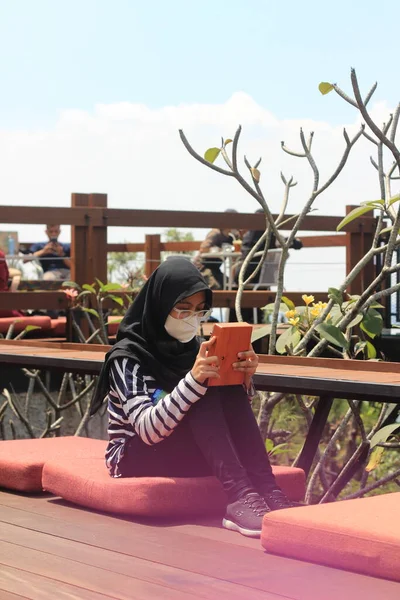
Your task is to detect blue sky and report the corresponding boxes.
[1,0,399,291]
[0,0,398,129]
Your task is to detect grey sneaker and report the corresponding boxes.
[263,489,302,511]
[222,492,270,537]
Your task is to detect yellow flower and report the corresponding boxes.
[313,301,327,310]
[302,294,314,306]
[285,309,297,319]
[310,307,320,318]
[289,317,300,326]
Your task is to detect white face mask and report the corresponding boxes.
[164,313,201,343]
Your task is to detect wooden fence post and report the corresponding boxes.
[70,193,90,286]
[345,205,375,295]
[144,234,161,278]
[87,193,108,284]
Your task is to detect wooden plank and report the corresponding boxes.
[0,522,274,600]
[0,206,105,226]
[0,494,399,600]
[0,291,68,310]
[0,205,376,232]
[257,354,400,373]
[0,540,209,600]
[296,395,334,475]
[346,204,375,295]
[0,564,117,600]
[90,237,349,253]
[87,194,108,285]
[300,234,346,247]
[71,193,90,287]
[0,589,29,600]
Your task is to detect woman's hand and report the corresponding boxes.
[191,336,219,384]
[232,345,259,388]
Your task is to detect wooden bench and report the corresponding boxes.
[1,340,399,491]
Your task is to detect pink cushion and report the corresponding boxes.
[0,437,107,492]
[261,493,400,582]
[0,316,52,335]
[107,318,121,336]
[50,317,66,335]
[42,458,305,517]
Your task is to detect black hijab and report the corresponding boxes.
[90,257,212,415]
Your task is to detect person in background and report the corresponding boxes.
[235,208,303,285]
[0,250,23,318]
[27,225,71,280]
[192,209,242,289]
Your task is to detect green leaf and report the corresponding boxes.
[329,306,342,326]
[281,296,295,311]
[327,287,343,306]
[82,283,96,294]
[95,278,106,291]
[261,302,288,314]
[224,139,233,146]
[204,147,221,164]
[81,307,100,319]
[388,194,400,207]
[251,324,272,343]
[360,199,385,207]
[354,341,366,357]
[315,323,349,349]
[77,290,92,301]
[360,308,383,339]
[336,205,375,232]
[318,82,334,95]
[347,313,363,329]
[365,341,377,359]
[24,325,41,332]
[102,283,123,292]
[276,327,301,354]
[369,302,384,309]
[61,280,80,290]
[365,447,384,472]
[265,438,274,453]
[379,226,393,237]
[107,294,125,307]
[370,423,400,449]
[269,442,288,457]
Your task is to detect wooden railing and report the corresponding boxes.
[1,193,377,314]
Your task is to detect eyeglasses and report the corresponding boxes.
[172,308,212,321]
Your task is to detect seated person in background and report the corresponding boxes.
[234,209,303,285]
[0,250,23,318]
[28,224,71,281]
[192,209,241,290]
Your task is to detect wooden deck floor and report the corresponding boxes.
[0,491,399,599]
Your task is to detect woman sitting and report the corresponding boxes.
[91,257,297,537]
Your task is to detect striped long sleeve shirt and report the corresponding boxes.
[105,356,208,477]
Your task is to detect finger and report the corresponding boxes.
[204,370,220,379]
[199,336,216,358]
[237,350,256,359]
[203,355,219,366]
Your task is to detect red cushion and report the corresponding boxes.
[0,316,52,335]
[42,459,305,517]
[0,437,107,492]
[50,316,66,335]
[107,317,121,336]
[261,493,400,582]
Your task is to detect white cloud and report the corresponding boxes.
[0,93,398,291]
